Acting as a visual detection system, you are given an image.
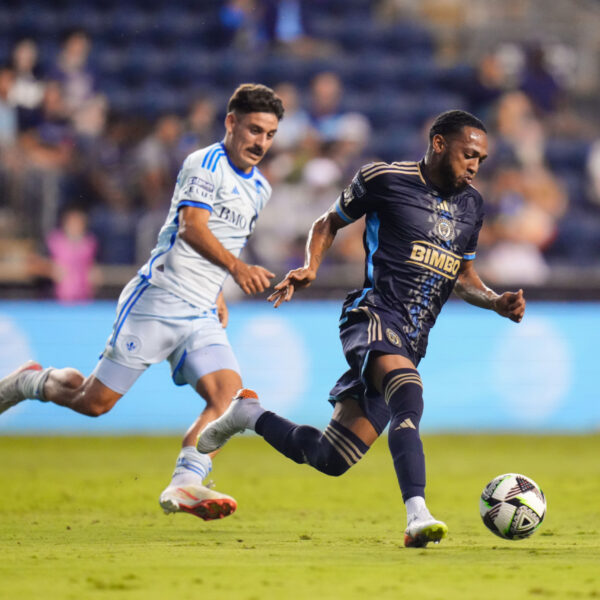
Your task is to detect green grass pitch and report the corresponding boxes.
[0,434,598,599]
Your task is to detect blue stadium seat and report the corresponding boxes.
[545,139,590,172]
[368,125,423,163]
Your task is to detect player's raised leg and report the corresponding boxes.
[160,351,242,521]
[369,353,448,548]
[0,360,123,417]
[198,390,375,477]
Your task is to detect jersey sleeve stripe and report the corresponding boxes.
[335,199,355,223]
[201,145,220,169]
[207,152,225,172]
[361,161,388,177]
[463,251,476,260]
[177,200,213,212]
[363,166,421,182]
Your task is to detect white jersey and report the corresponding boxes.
[138,141,271,310]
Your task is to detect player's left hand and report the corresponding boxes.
[494,289,525,323]
[267,266,317,308]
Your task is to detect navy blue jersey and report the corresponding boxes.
[334,160,484,358]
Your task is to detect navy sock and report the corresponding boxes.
[384,368,426,502]
[255,412,369,476]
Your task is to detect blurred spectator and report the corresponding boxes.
[271,82,311,151]
[0,66,17,147]
[18,80,76,171]
[464,52,507,120]
[72,94,108,144]
[308,72,371,146]
[520,44,564,115]
[479,164,568,285]
[134,114,183,261]
[0,65,18,221]
[494,91,546,167]
[17,80,77,237]
[177,96,219,162]
[44,207,99,302]
[587,140,600,209]
[217,0,264,51]
[261,0,329,57]
[49,29,96,114]
[8,38,45,111]
[327,112,372,180]
[308,71,344,142]
[134,114,182,209]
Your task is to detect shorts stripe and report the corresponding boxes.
[357,307,382,344]
[110,282,151,346]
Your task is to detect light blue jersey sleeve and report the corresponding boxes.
[174,147,224,213]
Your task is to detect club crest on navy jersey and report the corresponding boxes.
[434,217,455,241]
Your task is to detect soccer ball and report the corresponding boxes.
[480,473,546,540]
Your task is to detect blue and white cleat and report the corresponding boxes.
[196,388,262,454]
[404,515,448,548]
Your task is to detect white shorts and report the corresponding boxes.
[93,276,240,394]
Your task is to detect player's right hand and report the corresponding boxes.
[267,267,317,308]
[231,261,275,295]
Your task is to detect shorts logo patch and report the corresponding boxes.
[122,335,142,354]
[386,328,402,347]
[434,217,455,241]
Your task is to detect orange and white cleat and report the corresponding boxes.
[196,388,263,454]
[0,361,43,415]
[159,484,237,521]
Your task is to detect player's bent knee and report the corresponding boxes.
[76,385,119,417]
[56,368,86,390]
[78,395,114,417]
[317,457,353,477]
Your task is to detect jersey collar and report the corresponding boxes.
[220,142,256,179]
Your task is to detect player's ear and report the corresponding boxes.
[224,112,236,134]
[432,134,445,154]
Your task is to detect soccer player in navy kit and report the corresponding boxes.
[197,110,526,547]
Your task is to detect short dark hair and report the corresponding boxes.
[429,110,486,141]
[227,83,284,121]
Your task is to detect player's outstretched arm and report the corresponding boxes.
[454,260,525,323]
[179,206,275,295]
[268,206,348,308]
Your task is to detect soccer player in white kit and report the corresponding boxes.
[0,84,284,521]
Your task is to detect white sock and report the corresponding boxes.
[245,403,265,430]
[170,446,212,487]
[18,368,53,401]
[405,496,432,523]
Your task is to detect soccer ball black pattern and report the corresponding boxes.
[480,473,546,540]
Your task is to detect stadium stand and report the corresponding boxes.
[0,0,599,299]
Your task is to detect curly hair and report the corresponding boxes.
[429,110,486,141]
[227,83,284,121]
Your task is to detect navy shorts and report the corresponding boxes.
[328,305,421,435]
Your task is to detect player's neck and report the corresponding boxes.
[420,158,451,196]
